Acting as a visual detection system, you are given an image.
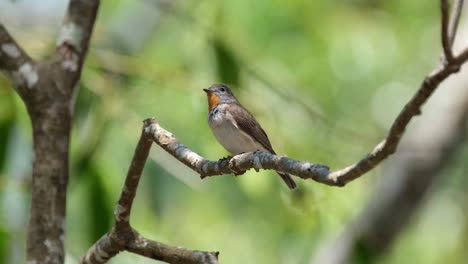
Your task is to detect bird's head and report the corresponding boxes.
[203,83,237,111]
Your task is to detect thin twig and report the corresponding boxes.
[449,0,465,46]
[311,69,468,264]
[441,0,455,62]
[326,63,458,184]
[114,119,153,227]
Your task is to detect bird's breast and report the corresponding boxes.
[208,105,264,154]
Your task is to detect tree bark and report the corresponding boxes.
[27,100,72,264]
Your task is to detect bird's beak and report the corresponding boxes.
[203,88,211,94]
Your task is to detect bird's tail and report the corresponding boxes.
[277,172,297,189]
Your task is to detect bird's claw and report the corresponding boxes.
[227,155,246,176]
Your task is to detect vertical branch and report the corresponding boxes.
[25,1,100,264]
[114,119,153,228]
[56,0,100,89]
[79,119,219,264]
[448,0,465,46]
[441,0,455,62]
[26,93,73,264]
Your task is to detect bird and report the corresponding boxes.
[203,83,297,189]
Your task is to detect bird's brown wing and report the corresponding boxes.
[230,103,276,153]
[230,103,297,189]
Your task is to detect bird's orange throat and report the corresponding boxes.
[207,92,221,111]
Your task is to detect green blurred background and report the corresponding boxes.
[0,0,467,263]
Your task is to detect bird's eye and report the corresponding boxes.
[219,87,225,92]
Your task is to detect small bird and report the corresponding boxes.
[203,83,297,189]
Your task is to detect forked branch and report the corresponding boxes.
[79,119,219,264]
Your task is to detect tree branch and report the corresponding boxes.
[441,0,455,62]
[79,119,219,264]
[448,0,464,46]
[146,54,461,187]
[0,24,37,95]
[147,120,332,184]
[146,1,468,188]
[325,63,458,185]
[56,0,100,85]
[21,1,100,263]
[311,60,468,264]
[127,230,219,264]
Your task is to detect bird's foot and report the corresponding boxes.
[227,154,246,175]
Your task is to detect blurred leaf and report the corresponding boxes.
[146,161,177,216]
[0,84,15,173]
[0,227,6,264]
[213,39,240,86]
[74,79,99,122]
[87,165,113,243]
[0,121,13,173]
[352,239,376,264]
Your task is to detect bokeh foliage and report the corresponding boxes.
[0,0,466,263]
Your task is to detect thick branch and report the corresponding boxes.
[127,230,219,264]
[26,105,73,264]
[147,120,332,184]
[80,227,218,264]
[24,2,100,264]
[79,119,219,264]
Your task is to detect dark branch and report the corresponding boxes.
[79,119,219,264]
[441,0,455,62]
[449,0,465,46]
